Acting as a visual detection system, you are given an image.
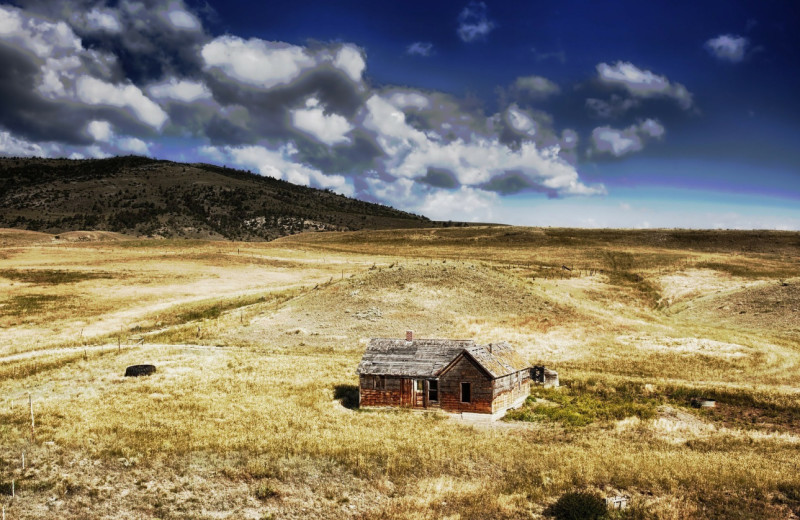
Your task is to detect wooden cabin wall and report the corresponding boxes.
[359,375,403,407]
[491,369,531,414]
[439,355,493,413]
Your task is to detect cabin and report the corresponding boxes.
[357,331,532,419]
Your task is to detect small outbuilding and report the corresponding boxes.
[357,331,532,419]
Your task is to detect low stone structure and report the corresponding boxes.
[531,365,559,387]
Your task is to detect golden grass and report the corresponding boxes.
[2,226,799,519]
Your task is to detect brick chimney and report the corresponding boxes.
[406,330,413,341]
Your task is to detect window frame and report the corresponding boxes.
[460,382,471,403]
[428,379,438,402]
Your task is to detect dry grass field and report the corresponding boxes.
[1,226,799,519]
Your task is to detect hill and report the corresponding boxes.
[1,227,800,518]
[0,156,446,240]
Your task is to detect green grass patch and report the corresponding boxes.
[1,294,63,316]
[694,261,797,279]
[0,269,113,284]
[506,379,660,427]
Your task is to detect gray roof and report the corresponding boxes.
[357,337,529,379]
[465,342,531,378]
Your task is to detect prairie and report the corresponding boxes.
[1,226,799,519]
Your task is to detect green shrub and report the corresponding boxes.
[254,481,279,500]
[546,491,607,520]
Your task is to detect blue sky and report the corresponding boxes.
[1,1,798,229]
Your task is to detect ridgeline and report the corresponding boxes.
[0,156,455,241]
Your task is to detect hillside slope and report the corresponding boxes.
[0,156,436,240]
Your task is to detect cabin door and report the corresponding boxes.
[413,379,425,408]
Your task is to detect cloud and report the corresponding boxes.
[166,4,201,31]
[363,94,604,197]
[200,143,354,196]
[364,176,498,222]
[291,97,354,145]
[86,8,122,33]
[333,44,366,82]
[457,2,495,42]
[406,42,433,57]
[506,105,537,136]
[202,36,365,90]
[147,78,211,102]
[585,94,640,118]
[75,76,168,129]
[0,0,605,223]
[0,130,46,156]
[84,119,151,155]
[201,36,315,89]
[0,4,81,59]
[117,136,150,154]
[596,61,693,110]
[510,75,560,100]
[87,120,113,142]
[16,0,209,83]
[590,118,665,157]
[705,34,749,62]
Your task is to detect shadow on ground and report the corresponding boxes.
[334,384,359,409]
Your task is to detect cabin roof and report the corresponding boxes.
[463,342,530,379]
[357,337,529,378]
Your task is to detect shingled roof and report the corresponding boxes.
[464,342,530,378]
[357,337,529,379]
[357,338,475,377]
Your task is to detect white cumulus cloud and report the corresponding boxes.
[291,98,353,145]
[76,76,168,129]
[166,6,201,31]
[591,119,665,157]
[511,75,560,99]
[147,79,212,102]
[199,143,354,196]
[202,36,365,89]
[705,34,749,62]
[363,94,604,197]
[333,44,366,82]
[117,136,150,155]
[596,61,693,110]
[0,130,46,157]
[0,5,81,58]
[87,120,113,142]
[86,8,122,33]
[202,36,315,88]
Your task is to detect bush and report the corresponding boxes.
[546,491,607,520]
[254,481,279,500]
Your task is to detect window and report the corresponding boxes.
[365,376,385,390]
[461,382,471,403]
[415,379,423,393]
[428,380,438,402]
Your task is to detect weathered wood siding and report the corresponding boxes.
[491,369,531,414]
[439,355,493,413]
[359,375,403,407]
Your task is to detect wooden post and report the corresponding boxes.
[28,393,34,442]
[21,451,25,469]
[11,479,14,498]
